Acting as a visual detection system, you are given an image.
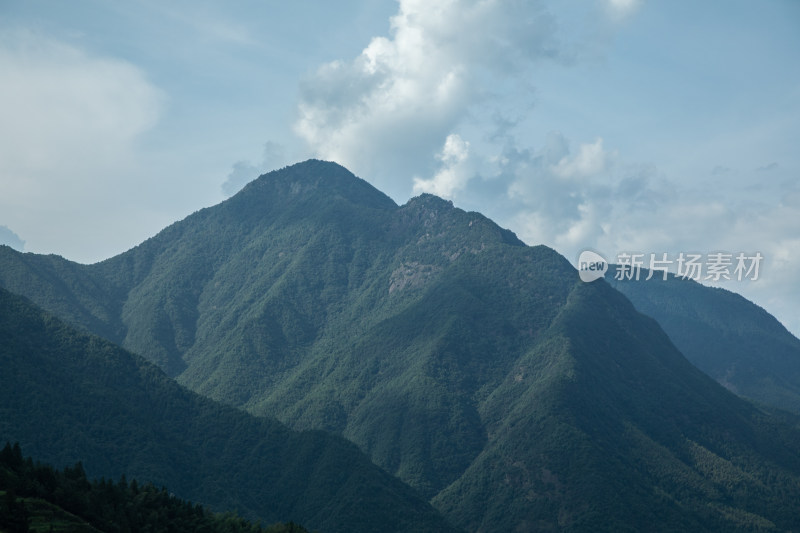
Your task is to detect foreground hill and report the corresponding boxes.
[0,442,306,533]
[608,272,800,414]
[0,287,458,533]
[2,160,800,530]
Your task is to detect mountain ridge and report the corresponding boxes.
[608,269,800,414]
[433,278,800,530]
[3,159,800,531]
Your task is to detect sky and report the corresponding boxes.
[1,0,798,336]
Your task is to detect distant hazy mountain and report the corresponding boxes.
[608,271,800,414]
[0,287,457,533]
[2,159,800,531]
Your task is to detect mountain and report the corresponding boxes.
[431,278,800,531]
[608,271,800,414]
[0,287,458,533]
[2,159,800,531]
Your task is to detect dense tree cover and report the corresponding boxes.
[0,442,306,533]
[2,160,800,531]
[608,270,800,413]
[433,280,800,531]
[0,287,459,533]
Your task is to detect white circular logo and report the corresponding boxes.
[578,250,608,282]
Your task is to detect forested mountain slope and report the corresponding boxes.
[0,442,307,533]
[608,272,800,413]
[0,287,458,533]
[3,160,800,531]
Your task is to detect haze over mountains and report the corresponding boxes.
[2,160,800,531]
[609,272,800,414]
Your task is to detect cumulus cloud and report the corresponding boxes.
[412,134,473,198]
[294,0,562,197]
[501,133,629,251]
[552,137,612,179]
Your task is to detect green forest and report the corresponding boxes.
[0,442,307,533]
[0,285,457,533]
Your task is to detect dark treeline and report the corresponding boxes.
[0,442,308,533]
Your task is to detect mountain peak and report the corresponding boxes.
[400,193,525,247]
[406,192,454,208]
[238,159,397,211]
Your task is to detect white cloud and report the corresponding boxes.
[491,130,800,337]
[412,134,472,198]
[502,133,618,242]
[719,198,800,337]
[0,30,163,261]
[294,0,561,197]
[0,31,162,182]
[553,137,611,178]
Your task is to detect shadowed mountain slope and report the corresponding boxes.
[0,287,458,533]
[0,441,309,533]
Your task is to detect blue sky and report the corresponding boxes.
[1,0,798,336]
